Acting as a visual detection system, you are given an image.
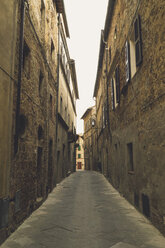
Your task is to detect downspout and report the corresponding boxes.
[55,14,61,182]
[102,31,112,142]
[106,46,112,141]
[14,0,25,154]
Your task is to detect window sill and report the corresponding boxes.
[128,170,135,175]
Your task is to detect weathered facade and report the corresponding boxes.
[76,134,85,171]
[0,0,78,244]
[81,106,96,171]
[0,1,18,241]
[93,0,165,235]
[56,14,79,182]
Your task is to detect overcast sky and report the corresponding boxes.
[64,0,109,133]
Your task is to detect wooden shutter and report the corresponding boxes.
[102,105,105,128]
[104,101,107,126]
[109,46,111,64]
[134,15,142,66]
[125,40,131,83]
[115,66,120,103]
[111,78,115,110]
[102,102,107,128]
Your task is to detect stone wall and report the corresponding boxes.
[0,0,18,242]
[0,0,59,244]
[95,0,165,235]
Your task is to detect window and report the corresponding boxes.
[142,194,150,218]
[109,46,111,64]
[110,65,120,110]
[128,15,142,79]
[48,139,53,191]
[51,39,55,62]
[134,192,139,208]
[114,25,117,40]
[57,151,60,165]
[23,41,30,78]
[60,44,63,56]
[127,143,134,172]
[38,125,43,140]
[134,15,142,66]
[37,147,43,197]
[111,78,115,110]
[125,40,131,84]
[103,101,107,128]
[60,96,63,114]
[49,94,53,118]
[19,114,27,136]
[78,154,81,158]
[78,145,81,151]
[65,107,67,121]
[63,144,65,156]
[40,0,45,35]
[66,65,70,84]
[115,66,120,103]
[62,53,65,68]
[39,70,44,96]
[68,113,70,126]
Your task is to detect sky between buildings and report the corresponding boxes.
[64,0,109,133]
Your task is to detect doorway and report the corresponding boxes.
[78,162,82,169]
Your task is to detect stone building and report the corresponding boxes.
[76,134,85,171]
[0,0,78,244]
[93,0,165,235]
[0,1,18,240]
[56,11,79,181]
[81,106,96,171]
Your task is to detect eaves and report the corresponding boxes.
[93,0,115,98]
[55,0,70,38]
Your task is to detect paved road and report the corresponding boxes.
[1,171,165,248]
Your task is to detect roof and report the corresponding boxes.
[55,0,70,38]
[81,107,94,120]
[93,30,105,97]
[93,0,115,97]
[70,59,79,99]
[104,0,115,41]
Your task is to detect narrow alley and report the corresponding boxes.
[1,171,165,248]
[0,0,165,245]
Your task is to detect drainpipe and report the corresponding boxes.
[14,0,25,154]
[102,31,112,142]
[105,46,112,141]
[55,14,61,183]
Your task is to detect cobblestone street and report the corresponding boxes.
[1,171,165,248]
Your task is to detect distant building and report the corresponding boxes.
[76,134,85,170]
[81,106,96,171]
[56,12,79,181]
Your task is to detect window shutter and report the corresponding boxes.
[104,101,107,126]
[115,66,120,103]
[134,15,142,66]
[109,46,111,64]
[125,41,131,83]
[111,78,115,110]
[102,105,105,128]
